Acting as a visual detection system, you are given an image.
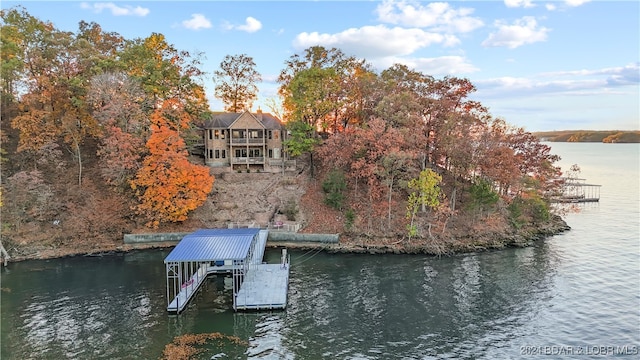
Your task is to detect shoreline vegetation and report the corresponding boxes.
[4,214,571,263]
[0,7,577,265]
[533,130,640,143]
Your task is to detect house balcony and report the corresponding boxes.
[232,156,265,164]
[230,137,265,145]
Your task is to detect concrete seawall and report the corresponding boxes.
[123,231,339,244]
[123,233,190,244]
[267,232,339,243]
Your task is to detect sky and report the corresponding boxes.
[4,0,639,132]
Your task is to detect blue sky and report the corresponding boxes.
[4,1,639,132]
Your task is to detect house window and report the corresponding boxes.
[232,130,245,139]
[235,149,247,157]
[208,130,213,140]
[268,149,273,158]
[249,149,261,157]
[208,149,213,159]
[221,150,226,158]
[215,149,220,158]
[274,131,280,140]
[214,130,220,139]
[268,131,272,140]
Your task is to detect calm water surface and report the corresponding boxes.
[1,143,639,359]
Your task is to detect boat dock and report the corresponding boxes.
[164,228,290,314]
[551,177,602,203]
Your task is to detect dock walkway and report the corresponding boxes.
[235,263,289,310]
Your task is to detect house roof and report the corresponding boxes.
[202,111,284,130]
[163,228,260,263]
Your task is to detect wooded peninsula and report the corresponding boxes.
[534,130,640,143]
[1,7,574,263]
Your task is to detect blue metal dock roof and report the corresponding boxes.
[164,228,260,263]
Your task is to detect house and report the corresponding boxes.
[202,110,287,172]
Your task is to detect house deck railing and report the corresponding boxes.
[232,157,265,164]
[230,138,266,144]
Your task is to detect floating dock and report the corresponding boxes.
[164,228,289,314]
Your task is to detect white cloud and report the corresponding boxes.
[294,25,459,59]
[541,63,640,86]
[545,0,590,11]
[482,16,549,49]
[375,0,483,33]
[476,63,640,100]
[80,2,149,17]
[504,0,535,8]
[231,17,263,33]
[565,0,591,7]
[373,55,479,75]
[181,14,212,30]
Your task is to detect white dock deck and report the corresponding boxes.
[167,264,209,312]
[235,263,290,310]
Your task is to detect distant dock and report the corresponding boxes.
[163,228,290,314]
[550,177,601,203]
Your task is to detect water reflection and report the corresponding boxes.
[276,241,562,359]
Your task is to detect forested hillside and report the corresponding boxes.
[534,130,640,143]
[1,7,570,260]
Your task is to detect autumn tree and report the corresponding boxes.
[6,9,101,185]
[130,99,214,227]
[278,46,369,131]
[283,120,321,176]
[86,72,150,187]
[213,54,261,112]
[406,169,442,239]
[119,33,209,116]
[284,66,341,130]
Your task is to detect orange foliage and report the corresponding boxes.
[130,101,214,227]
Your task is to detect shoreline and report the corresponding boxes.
[3,217,570,264]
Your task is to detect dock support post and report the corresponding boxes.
[0,240,9,267]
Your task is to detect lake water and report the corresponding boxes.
[1,143,639,359]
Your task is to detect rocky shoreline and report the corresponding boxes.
[3,215,570,264]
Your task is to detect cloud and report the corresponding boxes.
[224,17,262,33]
[294,25,459,59]
[80,2,149,16]
[482,16,549,49]
[504,0,535,8]
[375,0,483,33]
[476,63,640,99]
[545,0,590,11]
[181,14,212,30]
[373,55,479,76]
[565,0,591,7]
[541,63,640,86]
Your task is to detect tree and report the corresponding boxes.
[213,54,261,112]
[130,100,214,227]
[322,169,346,210]
[119,33,209,117]
[283,120,320,175]
[468,178,499,218]
[278,46,369,132]
[406,169,442,239]
[283,66,341,130]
